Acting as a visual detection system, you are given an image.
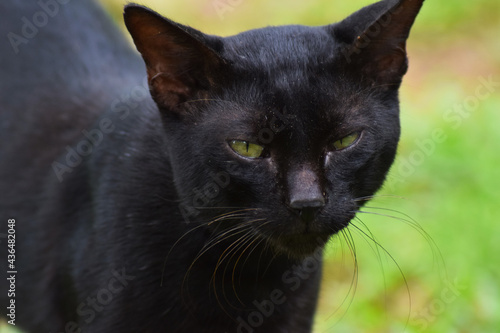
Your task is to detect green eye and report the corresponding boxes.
[229,140,265,159]
[332,132,360,151]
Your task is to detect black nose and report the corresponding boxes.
[290,198,325,224]
[289,197,325,210]
[287,164,325,223]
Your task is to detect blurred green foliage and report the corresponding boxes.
[2,0,499,332]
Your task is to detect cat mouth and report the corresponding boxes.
[259,213,354,257]
[266,232,331,258]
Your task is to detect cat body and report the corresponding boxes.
[0,0,424,332]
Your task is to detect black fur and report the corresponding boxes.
[0,0,423,332]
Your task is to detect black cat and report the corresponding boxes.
[0,0,424,332]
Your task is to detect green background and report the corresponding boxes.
[2,0,499,332]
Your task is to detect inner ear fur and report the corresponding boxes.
[124,4,226,111]
[330,0,424,86]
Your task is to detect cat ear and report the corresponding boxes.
[329,0,424,86]
[124,4,226,112]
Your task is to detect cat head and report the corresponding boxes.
[124,0,424,257]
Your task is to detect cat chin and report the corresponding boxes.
[267,232,331,259]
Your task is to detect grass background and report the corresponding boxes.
[2,0,499,332]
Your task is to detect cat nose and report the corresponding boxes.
[290,199,324,224]
[287,165,325,220]
[290,197,325,210]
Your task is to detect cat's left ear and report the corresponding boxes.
[329,0,424,86]
[124,4,226,113]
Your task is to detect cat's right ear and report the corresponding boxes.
[124,4,226,113]
[329,0,424,87]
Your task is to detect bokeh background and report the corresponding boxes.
[2,0,499,332]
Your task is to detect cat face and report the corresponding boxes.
[124,0,422,256]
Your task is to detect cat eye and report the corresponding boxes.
[332,132,360,151]
[229,140,265,159]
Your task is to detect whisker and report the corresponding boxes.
[354,207,447,279]
[325,228,359,322]
[349,223,412,329]
[161,208,259,285]
[195,206,258,211]
[212,220,265,282]
[238,220,276,287]
[161,222,207,286]
[351,217,385,268]
[353,194,407,203]
[212,229,255,316]
[233,234,267,303]
[351,217,389,314]
[229,220,272,285]
[191,224,254,273]
[212,219,269,308]
[260,228,282,276]
[230,236,261,307]
[181,214,265,313]
[180,224,253,305]
[210,220,268,313]
[218,229,261,310]
[208,208,260,226]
